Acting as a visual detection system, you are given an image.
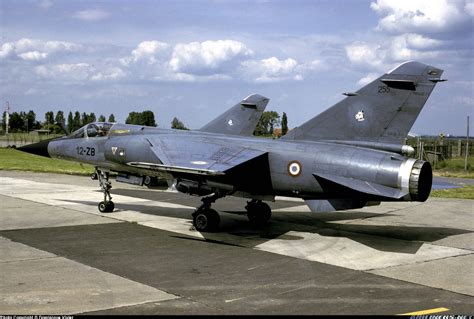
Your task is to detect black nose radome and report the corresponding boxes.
[18,139,51,158]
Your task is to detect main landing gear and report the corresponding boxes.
[245,200,272,225]
[192,192,224,232]
[93,168,115,213]
[191,194,272,232]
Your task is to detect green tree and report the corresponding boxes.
[98,114,106,122]
[125,112,140,125]
[254,111,280,136]
[55,111,65,126]
[108,113,116,122]
[67,111,74,132]
[73,111,81,131]
[53,111,65,133]
[9,112,24,132]
[141,110,156,127]
[281,112,288,136]
[126,110,157,127]
[171,117,189,130]
[81,112,89,125]
[26,110,40,131]
[45,111,54,131]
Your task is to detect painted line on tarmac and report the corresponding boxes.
[398,307,449,315]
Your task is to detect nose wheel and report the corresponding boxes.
[95,168,114,213]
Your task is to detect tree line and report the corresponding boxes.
[2,109,288,137]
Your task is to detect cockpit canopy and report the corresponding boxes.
[69,122,114,138]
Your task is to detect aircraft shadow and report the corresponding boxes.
[62,199,472,255]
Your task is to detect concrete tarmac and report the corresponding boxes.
[0,171,473,315]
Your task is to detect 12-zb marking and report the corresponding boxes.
[76,146,95,156]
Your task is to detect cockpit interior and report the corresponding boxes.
[69,122,114,138]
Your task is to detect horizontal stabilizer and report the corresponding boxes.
[313,172,407,199]
[305,199,364,212]
[305,199,380,212]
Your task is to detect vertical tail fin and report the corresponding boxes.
[199,94,269,136]
[282,61,445,144]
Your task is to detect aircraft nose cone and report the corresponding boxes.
[18,139,51,158]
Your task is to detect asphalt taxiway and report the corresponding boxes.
[0,171,473,315]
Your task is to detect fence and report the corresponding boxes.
[409,138,473,163]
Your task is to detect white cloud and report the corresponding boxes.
[466,0,474,15]
[90,67,125,81]
[72,9,109,21]
[0,38,81,60]
[241,57,302,82]
[346,35,441,70]
[121,40,170,65]
[401,33,442,50]
[370,0,472,34]
[36,63,92,80]
[388,34,440,60]
[169,40,252,75]
[18,51,48,61]
[345,42,386,70]
[35,63,124,82]
[239,57,325,83]
[0,42,14,58]
[357,73,380,85]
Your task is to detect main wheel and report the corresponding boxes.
[98,201,108,213]
[98,201,114,213]
[106,201,115,212]
[193,208,220,232]
[247,202,272,225]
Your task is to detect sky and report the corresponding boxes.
[0,0,473,135]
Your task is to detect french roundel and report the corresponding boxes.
[288,161,302,177]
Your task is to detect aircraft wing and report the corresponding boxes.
[127,137,267,176]
[199,94,269,136]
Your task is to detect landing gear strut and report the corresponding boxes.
[246,200,272,225]
[96,168,114,213]
[192,192,225,232]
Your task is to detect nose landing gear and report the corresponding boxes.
[95,168,114,213]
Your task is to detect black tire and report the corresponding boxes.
[247,202,272,225]
[98,201,114,213]
[106,201,115,212]
[193,208,220,232]
[143,176,152,186]
[98,201,108,213]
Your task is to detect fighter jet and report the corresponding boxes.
[18,61,446,232]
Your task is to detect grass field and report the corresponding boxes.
[0,148,94,175]
[0,133,63,143]
[430,185,474,200]
[433,157,474,179]
[1,147,473,199]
